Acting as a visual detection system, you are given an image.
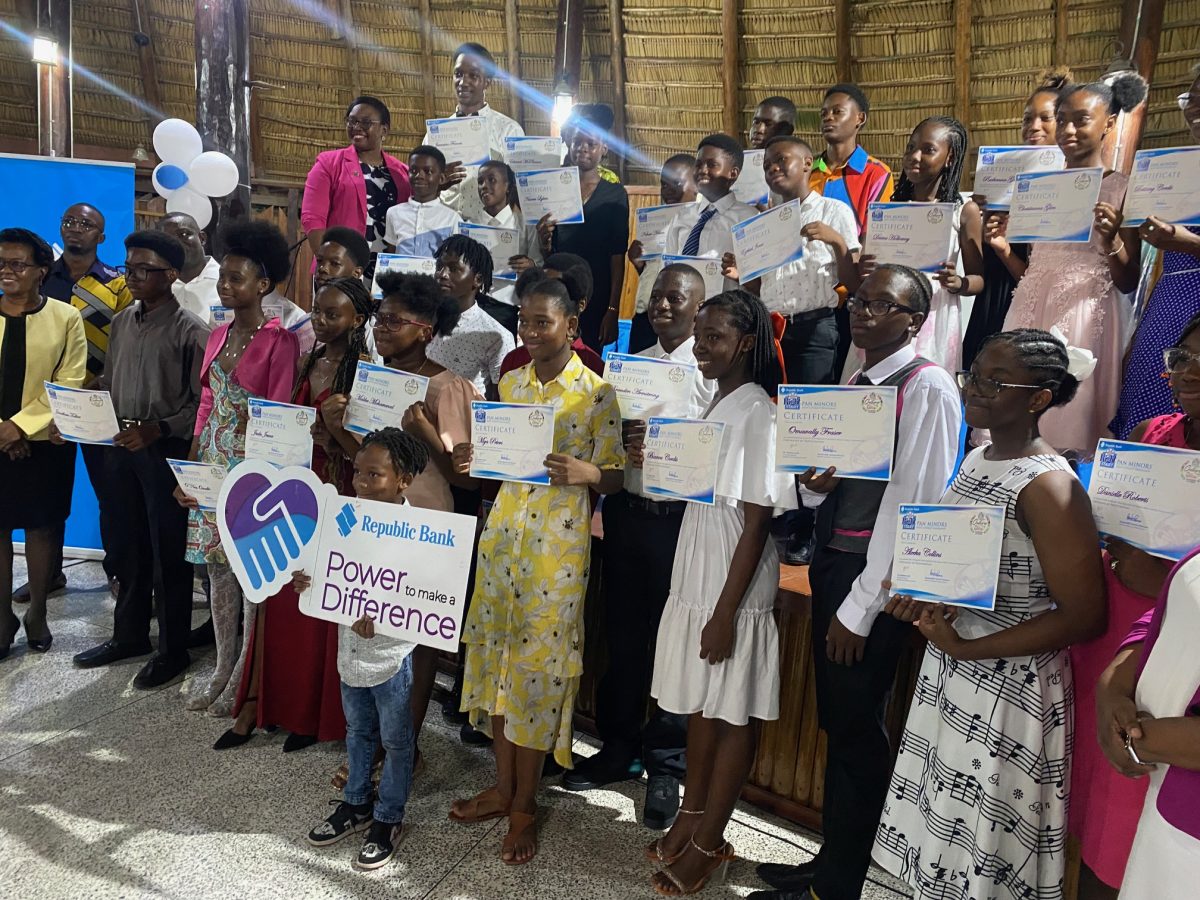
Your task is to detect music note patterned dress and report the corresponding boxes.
[873,448,1075,900]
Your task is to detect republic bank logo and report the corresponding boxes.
[335,503,358,537]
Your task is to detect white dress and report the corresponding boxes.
[873,448,1075,900]
[649,383,797,725]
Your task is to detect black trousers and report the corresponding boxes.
[778,308,839,387]
[596,491,687,779]
[105,437,194,658]
[80,442,117,578]
[833,302,854,385]
[808,546,910,900]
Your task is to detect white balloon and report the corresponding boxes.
[187,151,240,198]
[165,186,213,230]
[151,162,188,199]
[153,118,203,167]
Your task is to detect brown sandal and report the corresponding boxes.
[643,808,705,865]
[449,786,511,823]
[651,839,735,895]
[501,810,538,865]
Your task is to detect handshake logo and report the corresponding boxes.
[336,503,358,537]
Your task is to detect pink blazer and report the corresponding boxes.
[300,145,411,237]
[194,319,300,436]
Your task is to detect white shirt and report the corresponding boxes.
[384,197,462,257]
[663,193,759,292]
[802,345,962,636]
[423,103,525,224]
[171,256,220,322]
[426,301,515,394]
[263,289,316,355]
[467,204,543,307]
[759,192,861,316]
[624,336,717,497]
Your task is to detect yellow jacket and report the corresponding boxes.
[0,298,87,440]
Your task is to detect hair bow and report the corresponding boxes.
[1049,326,1097,382]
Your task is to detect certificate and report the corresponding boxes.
[245,398,315,469]
[974,145,1066,210]
[731,149,769,206]
[731,199,805,283]
[1088,439,1200,561]
[210,305,234,327]
[1122,147,1200,227]
[891,504,1006,610]
[469,401,557,485]
[344,363,430,436]
[636,203,690,257]
[775,385,897,480]
[642,417,726,505]
[604,352,697,419]
[424,116,490,167]
[514,167,585,225]
[1006,167,1104,243]
[504,135,563,171]
[44,382,120,446]
[167,458,226,511]
[456,222,520,282]
[660,254,726,299]
[864,202,956,272]
[370,254,437,300]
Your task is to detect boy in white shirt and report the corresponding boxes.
[384,146,462,258]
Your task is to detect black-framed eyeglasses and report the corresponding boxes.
[61,216,99,231]
[846,297,916,318]
[1164,347,1200,374]
[956,371,1046,399]
[372,313,428,333]
[117,264,172,279]
[0,258,35,274]
[345,117,382,130]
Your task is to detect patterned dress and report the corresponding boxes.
[361,160,397,259]
[185,363,249,564]
[460,354,624,768]
[874,448,1075,900]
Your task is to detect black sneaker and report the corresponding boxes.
[306,800,373,847]
[755,858,818,891]
[460,722,493,745]
[562,749,643,791]
[354,821,400,870]
[643,774,681,830]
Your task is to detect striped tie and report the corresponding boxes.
[681,206,718,257]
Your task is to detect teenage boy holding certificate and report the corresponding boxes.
[562,263,715,830]
[753,264,960,900]
[71,231,210,688]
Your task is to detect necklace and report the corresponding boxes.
[222,316,266,362]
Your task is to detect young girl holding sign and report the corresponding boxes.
[448,276,625,865]
[294,427,430,873]
[643,290,795,895]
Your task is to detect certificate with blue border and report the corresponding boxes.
[1006,167,1103,243]
[514,167,585,225]
[864,202,956,272]
[642,417,726,505]
[1122,147,1200,227]
[245,398,315,469]
[469,401,557,485]
[974,145,1065,210]
[891,504,1006,610]
[731,199,805,283]
[775,385,896,480]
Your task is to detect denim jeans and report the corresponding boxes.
[341,654,414,826]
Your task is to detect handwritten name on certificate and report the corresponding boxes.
[1006,167,1104,242]
[974,145,1065,210]
[660,255,726,299]
[245,398,315,469]
[864,202,956,272]
[1123,147,1200,227]
[776,385,897,480]
[604,353,697,420]
[469,401,557,485]
[168,459,226,511]
[1088,440,1200,560]
[371,254,437,299]
[504,135,563,170]
[731,199,805,283]
[642,417,726,505]
[636,203,690,257]
[44,382,120,445]
[891,504,1006,610]
[425,116,490,167]
[456,222,520,281]
[344,363,430,436]
[732,149,769,206]
[515,167,585,225]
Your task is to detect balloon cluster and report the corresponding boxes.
[150,119,240,230]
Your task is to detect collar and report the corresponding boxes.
[649,336,697,362]
[183,256,220,285]
[862,344,916,383]
[521,350,585,391]
[407,196,447,209]
[796,191,822,212]
[133,296,182,323]
[816,145,869,175]
[452,103,491,119]
[50,255,117,282]
[486,205,516,228]
[700,192,737,215]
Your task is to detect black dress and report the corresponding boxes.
[550,178,629,352]
[0,300,76,530]
[961,242,1030,367]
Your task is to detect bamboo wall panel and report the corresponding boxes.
[0,0,36,140]
[1140,2,1200,150]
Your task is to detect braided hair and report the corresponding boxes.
[892,116,968,205]
[479,160,520,210]
[699,289,782,397]
[875,263,933,315]
[435,233,493,297]
[360,426,430,479]
[980,328,1079,410]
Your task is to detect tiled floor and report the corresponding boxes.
[0,559,909,899]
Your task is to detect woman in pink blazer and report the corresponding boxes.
[301,96,411,262]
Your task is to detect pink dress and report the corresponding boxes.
[1069,413,1189,888]
[1004,172,1129,455]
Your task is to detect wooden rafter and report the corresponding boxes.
[721,0,738,137]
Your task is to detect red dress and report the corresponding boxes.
[236,382,351,740]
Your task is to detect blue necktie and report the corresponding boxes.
[682,206,717,257]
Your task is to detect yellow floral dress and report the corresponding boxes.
[461,353,625,768]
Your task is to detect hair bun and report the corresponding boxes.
[1037,65,1073,93]
[1053,372,1080,408]
[1109,72,1149,113]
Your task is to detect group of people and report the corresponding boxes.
[1,38,1199,900]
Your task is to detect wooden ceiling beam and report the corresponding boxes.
[834,0,851,83]
[130,0,163,134]
[1054,0,1069,65]
[505,0,524,124]
[336,0,361,98]
[721,0,738,137]
[418,0,435,122]
[1111,0,1166,174]
[609,0,627,178]
[953,0,971,124]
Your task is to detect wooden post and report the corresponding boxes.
[504,0,524,125]
[721,0,738,138]
[1054,0,1069,65]
[337,0,362,98]
[608,0,627,179]
[130,0,162,139]
[418,0,435,121]
[953,0,971,125]
[195,0,251,247]
[35,0,72,158]
[1111,0,1166,174]
[552,0,584,98]
[834,0,851,83]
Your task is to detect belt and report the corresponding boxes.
[627,494,686,516]
[779,307,835,324]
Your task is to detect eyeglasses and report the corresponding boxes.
[1164,347,1200,374]
[61,216,99,231]
[0,259,35,274]
[345,117,382,130]
[117,264,172,279]
[372,313,428,333]
[1179,92,1196,112]
[845,297,916,317]
[956,371,1046,399]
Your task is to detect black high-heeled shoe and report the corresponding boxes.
[213,727,255,750]
[0,611,18,660]
[22,614,52,653]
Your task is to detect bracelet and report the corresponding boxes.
[1106,238,1125,258]
[607,306,618,313]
